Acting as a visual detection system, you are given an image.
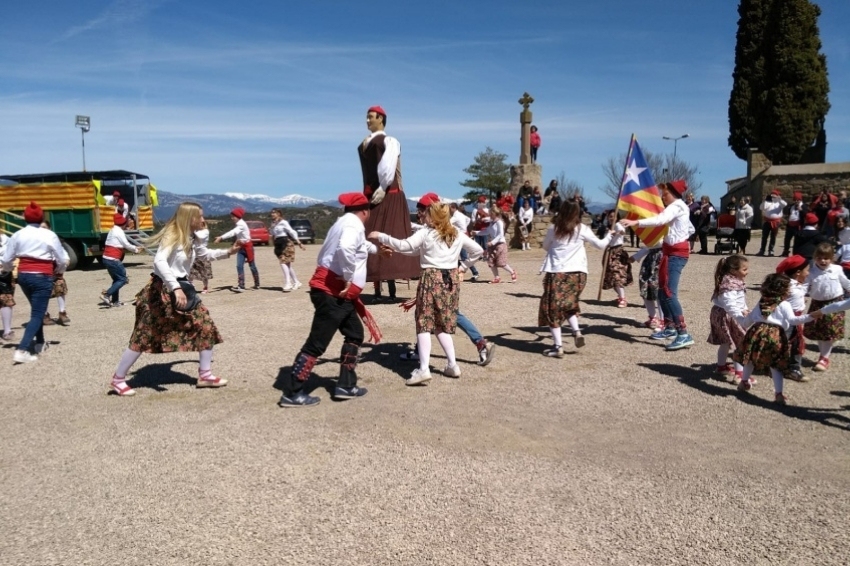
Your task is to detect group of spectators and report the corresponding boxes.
[721,188,850,258]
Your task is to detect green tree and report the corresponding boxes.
[599,149,701,202]
[728,0,830,164]
[460,147,511,203]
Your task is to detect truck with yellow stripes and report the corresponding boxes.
[0,170,158,269]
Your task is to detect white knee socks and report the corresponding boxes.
[417,333,432,372]
[1,306,11,334]
[436,332,457,367]
[717,344,731,366]
[200,349,214,372]
[549,326,562,348]
[644,299,658,319]
[57,296,66,312]
[818,340,834,359]
[288,265,300,285]
[567,315,580,334]
[615,286,625,299]
[770,367,784,395]
[114,348,142,379]
[279,264,291,287]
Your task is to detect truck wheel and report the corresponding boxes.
[61,241,79,271]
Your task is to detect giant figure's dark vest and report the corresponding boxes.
[358,134,400,198]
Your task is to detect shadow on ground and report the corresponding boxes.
[126,360,199,392]
[641,362,850,431]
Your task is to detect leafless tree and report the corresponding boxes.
[599,148,702,201]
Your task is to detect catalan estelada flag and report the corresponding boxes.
[616,136,667,247]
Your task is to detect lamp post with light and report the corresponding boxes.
[662,133,689,158]
[75,115,90,171]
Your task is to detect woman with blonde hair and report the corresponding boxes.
[369,193,482,385]
[108,203,239,396]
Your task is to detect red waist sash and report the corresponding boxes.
[103,245,124,261]
[17,257,53,275]
[309,266,381,343]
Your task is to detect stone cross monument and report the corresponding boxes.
[510,92,542,198]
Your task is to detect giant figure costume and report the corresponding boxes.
[359,106,420,283]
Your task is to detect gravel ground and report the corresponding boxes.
[1,240,848,566]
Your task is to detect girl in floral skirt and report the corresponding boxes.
[735,273,821,405]
[370,193,483,384]
[803,242,850,372]
[707,254,749,382]
[108,203,239,396]
[631,244,662,330]
[538,199,612,357]
[188,220,213,293]
[601,211,633,307]
[475,208,517,284]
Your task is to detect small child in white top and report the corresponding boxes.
[474,209,517,284]
[630,244,662,330]
[775,255,811,381]
[707,254,749,382]
[735,273,821,405]
[803,242,850,372]
[601,213,632,307]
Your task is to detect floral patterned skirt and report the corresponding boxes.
[51,275,68,298]
[189,256,213,282]
[275,238,296,264]
[602,246,633,290]
[707,305,746,346]
[415,268,460,334]
[486,242,508,268]
[638,248,662,301]
[733,322,789,374]
[128,276,223,353]
[804,297,846,341]
[0,291,14,308]
[538,272,587,327]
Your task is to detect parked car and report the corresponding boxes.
[245,220,271,245]
[289,218,315,244]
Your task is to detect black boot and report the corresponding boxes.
[334,341,367,400]
[279,352,320,407]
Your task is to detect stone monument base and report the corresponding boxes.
[509,163,542,197]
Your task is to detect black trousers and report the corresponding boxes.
[782,225,799,254]
[286,290,364,394]
[759,222,778,253]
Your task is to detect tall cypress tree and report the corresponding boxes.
[728,0,830,164]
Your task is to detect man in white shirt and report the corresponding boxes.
[757,189,787,256]
[215,207,259,292]
[279,193,382,408]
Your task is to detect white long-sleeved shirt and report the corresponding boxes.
[450,210,471,233]
[154,239,230,292]
[787,201,805,223]
[1,224,68,273]
[0,234,8,258]
[378,229,483,269]
[103,226,137,263]
[271,219,299,241]
[608,222,626,247]
[760,198,787,220]
[787,279,808,313]
[540,224,612,274]
[818,296,850,315]
[220,219,251,243]
[194,228,210,248]
[737,301,812,336]
[518,207,534,226]
[835,243,850,265]
[735,204,754,229]
[315,212,376,287]
[631,242,661,262]
[362,130,400,191]
[636,199,691,246]
[478,218,506,246]
[711,279,748,317]
[805,264,850,301]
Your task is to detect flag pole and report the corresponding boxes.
[598,134,637,300]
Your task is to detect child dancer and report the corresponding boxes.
[539,200,612,357]
[475,208,517,284]
[804,242,850,372]
[100,213,141,307]
[631,243,662,330]
[369,193,483,384]
[40,221,71,326]
[707,254,749,381]
[0,232,14,342]
[109,203,238,396]
[735,273,821,405]
[518,200,534,250]
[776,255,810,381]
[601,212,633,307]
[270,208,305,292]
[214,207,259,292]
[188,220,213,293]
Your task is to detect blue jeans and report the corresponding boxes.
[474,234,489,254]
[659,255,687,331]
[236,248,260,288]
[456,310,482,345]
[104,260,128,303]
[460,249,478,276]
[16,272,54,351]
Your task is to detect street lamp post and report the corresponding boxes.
[75,115,91,171]
[662,133,689,158]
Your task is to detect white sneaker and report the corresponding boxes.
[293,282,302,290]
[34,342,50,354]
[231,286,245,293]
[406,368,432,385]
[99,292,111,306]
[282,284,293,292]
[13,350,38,364]
[443,364,462,378]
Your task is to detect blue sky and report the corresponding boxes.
[2,0,848,206]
